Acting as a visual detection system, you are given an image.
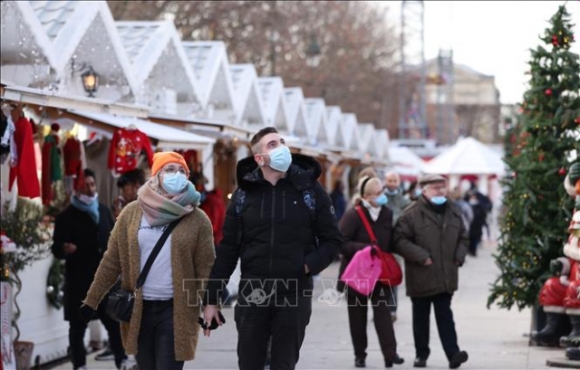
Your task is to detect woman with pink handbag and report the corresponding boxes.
[338,176,404,368]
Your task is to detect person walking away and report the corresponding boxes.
[81,152,216,370]
[338,176,404,368]
[330,180,347,221]
[51,169,127,370]
[203,127,342,370]
[112,169,145,219]
[450,187,473,233]
[383,171,411,322]
[467,190,486,257]
[393,174,469,369]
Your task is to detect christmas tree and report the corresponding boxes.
[488,5,580,310]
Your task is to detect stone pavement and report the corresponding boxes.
[50,240,573,369]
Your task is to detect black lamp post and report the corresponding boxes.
[81,66,99,98]
[305,34,321,68]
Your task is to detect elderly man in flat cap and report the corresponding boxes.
[393,174,469,369]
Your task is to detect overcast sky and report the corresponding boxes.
[380,1,580,105]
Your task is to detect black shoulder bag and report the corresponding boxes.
[106,218,182,322]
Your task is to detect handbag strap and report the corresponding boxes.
[354,206,378,245]
[135,217,182,292]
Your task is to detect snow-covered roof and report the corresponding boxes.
[303,98,327,145]
[116,21,201,105]
[256,77,290,132]
[30,1,138,98]
[0,1,58,80]
[325,106,342,147]
[422,136,505,175]
[284,88,308,138]
[375,129,390,160]
[340,113,358,151]
[357,123,375,156]
[229,64,266,126]
[182,41,235,114]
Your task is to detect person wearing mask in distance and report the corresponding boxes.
[51,169,127,370]
[203,127,342,370]
[383,171,411,324]
[338,176,404,368]
[112,169,145,219]
[393,174,469,369]
[81,152,215,370]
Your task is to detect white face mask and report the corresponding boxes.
[79,193,97,205]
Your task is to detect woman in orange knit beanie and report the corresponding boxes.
[82,151,215,368]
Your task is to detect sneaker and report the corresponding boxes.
[95,347,114,361]
[355,357,366,368]
[120,357,138,370]
[413,358,427,368]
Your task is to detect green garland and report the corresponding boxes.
[46,259,65,309]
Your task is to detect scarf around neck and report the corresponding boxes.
[71,194,100,224]
[361,199,382,222]
[138,177,200,227]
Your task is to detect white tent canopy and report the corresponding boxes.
[72,111,215,150]
[256,77,290,132]
[324,106,342,147]
[303,98,326,145]
[422,137,505,175]
[388,146,425,177]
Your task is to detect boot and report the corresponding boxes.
[566,347,580,361]
[532,312,562,347]
[560,315,580,347]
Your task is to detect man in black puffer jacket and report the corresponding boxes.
[203,127,341,370]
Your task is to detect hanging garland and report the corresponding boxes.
[46,259,65,309]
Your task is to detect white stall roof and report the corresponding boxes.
[374,129,390,160]
[2,84,149,117]
[30,1,138,95]
[303,98,327,145]
[284,88,308,138]
[325,106,342,147]
[230,64,266,126]
[357,124,375,156]
[72,111,215,150]
[340,113,358,150]
[388,146,424,171]
[256,77,290,132]
[116,21,201,104]
[182,41,235,111]
[0,1,57,70]
[422,137,505,175]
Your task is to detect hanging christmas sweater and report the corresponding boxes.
[63,136,85,190]
[8,117,41,198]
[41,133,64,205]
[107,128,154,175]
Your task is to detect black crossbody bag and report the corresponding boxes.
[106,218,182,322]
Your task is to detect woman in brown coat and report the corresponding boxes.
[338,176,403,368]
[81,152,215,370]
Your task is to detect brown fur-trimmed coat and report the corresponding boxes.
[83,202,215,361]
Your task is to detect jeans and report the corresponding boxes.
[136,299,183,370]
[411,293,460,361]
[69,303,126,369]
[235,293,312,370]
[346,283,396,362]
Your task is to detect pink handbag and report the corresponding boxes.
[340,246,382,296]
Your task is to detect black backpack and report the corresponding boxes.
[233,188,317,246]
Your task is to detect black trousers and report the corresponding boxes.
[235,294,312,370]
[136,299,183,370]
[69,303,126,369]
[346,284,396,362]
[411,293,460,361]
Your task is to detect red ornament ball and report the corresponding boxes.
[559,168,567,176]
[575,117,580,124]
[545,88,553,96]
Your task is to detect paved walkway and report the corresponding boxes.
[51,240,573,369]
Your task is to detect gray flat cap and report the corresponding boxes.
[419,174,447,187]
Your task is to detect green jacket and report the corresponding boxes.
[393,196,468,297]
